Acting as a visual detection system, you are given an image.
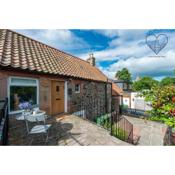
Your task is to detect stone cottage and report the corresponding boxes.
[0,29,112,119]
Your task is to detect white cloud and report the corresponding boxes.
[15,29,175,80]
[104,50,175,79]
[39,29,72,41]
[79,30,150,61]
[15,29,89,51]
[94,29,118,38]
[117,30,147,40]
[79,29,175,80]
[79,38,149,62]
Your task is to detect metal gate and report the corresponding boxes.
[111,111,133,144]
[0,98,9,145]
[69,96,134,144]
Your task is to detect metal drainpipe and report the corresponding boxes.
[120,95,123,114]
[105,82,108,114]
[110,82,113,135]
[105,79,112,114]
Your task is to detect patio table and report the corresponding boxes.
[25,110,46,122]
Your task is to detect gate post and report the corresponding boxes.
[110,113,113,135]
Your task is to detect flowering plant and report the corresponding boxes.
[142,85,175,128]
[19,102,32,110]
[170,109,175,117]
[169,96,175,117]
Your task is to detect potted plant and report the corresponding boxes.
[19,102,32,112]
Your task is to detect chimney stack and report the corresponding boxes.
[87,53,96,66]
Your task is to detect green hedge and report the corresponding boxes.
[112,125,128,140]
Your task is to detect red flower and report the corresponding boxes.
[170,108,175,116]
[172,96,175,103]
[170,109,173,113]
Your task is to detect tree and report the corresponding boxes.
[115,68,132,82]
[160,77,175,86]
[132,76,159,91]
[142,85,175,128]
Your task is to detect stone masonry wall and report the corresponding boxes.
[67,79,112,121]
[0,69,112,118]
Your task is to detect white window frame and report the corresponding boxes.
[8,76,39,114]
[75,84,80,93]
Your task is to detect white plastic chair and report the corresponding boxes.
[25,113,51,144]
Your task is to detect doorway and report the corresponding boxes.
[51,81,64,115]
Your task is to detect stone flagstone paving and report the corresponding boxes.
[8,114,167,146]
[124,115,167,146]
[9,115,130,146]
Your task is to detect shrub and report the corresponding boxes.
[95,114,111,129]
[120,104,128,110]
[142,85,175,128]
[95,114,128,141]
[112,124,128,140]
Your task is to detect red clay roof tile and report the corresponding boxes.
[0,29,108,82]
[112,83,123,96]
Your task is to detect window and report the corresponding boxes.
[68,88,72,95]
[56,86,59,92]
[75,84,80,93]
[9,77,38,113]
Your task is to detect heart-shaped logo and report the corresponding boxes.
[146,34,168,55]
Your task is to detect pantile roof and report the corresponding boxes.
[0,29,108,82]
[112,83,123,96]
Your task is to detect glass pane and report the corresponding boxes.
[56,86,59,92]
[75,84,80,92]
[10,86,37,112]
[11,78,37,85]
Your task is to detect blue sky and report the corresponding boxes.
[16,29,175,80]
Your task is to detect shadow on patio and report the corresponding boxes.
[9,115,131,146]
[9,115,83,145]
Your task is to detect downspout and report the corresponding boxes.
[110,81,113,136]
[105,81,108,114]
[120,94,123,114]
[64,81,68,113]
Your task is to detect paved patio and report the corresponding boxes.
[9,114,130,146]
[124,115,167,145]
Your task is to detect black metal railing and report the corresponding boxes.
[122,107,149,118]
[0,98,9,145]
[69,97,134,144]
[111,111,133,144]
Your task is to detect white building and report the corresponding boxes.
[130,92,152,110]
